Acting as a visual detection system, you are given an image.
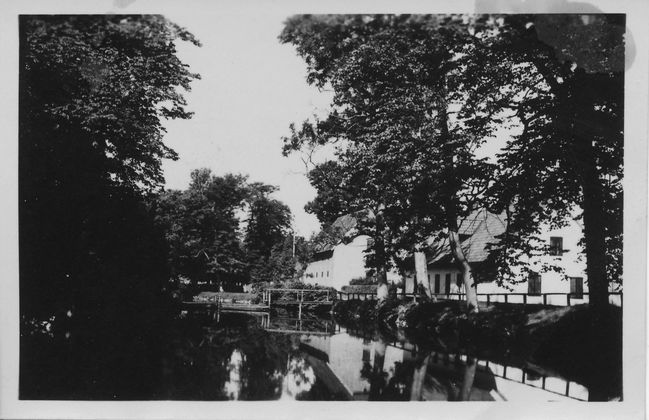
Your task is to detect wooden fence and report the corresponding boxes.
[336,291,623,307]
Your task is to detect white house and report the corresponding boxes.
[304,209,620,307]
[302,215,401,290]
[473,214,591,306]
[400,209,618,306]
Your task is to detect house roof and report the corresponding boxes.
[308,209,507,266]
[331,213,358,232]
[311,249,334,262]
[428,209,507,266]
[311,213,361,254]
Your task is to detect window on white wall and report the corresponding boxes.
[549,236,564,256]
[434,274,440,294]
[528,272,542,295]
[570,277,584,298]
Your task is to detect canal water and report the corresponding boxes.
[155,309,590,401]
[20,308,593,401]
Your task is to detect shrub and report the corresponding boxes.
[341,284,378,294]
[349,276,377,286]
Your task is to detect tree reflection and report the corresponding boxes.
[410,355,430,401]
[281,356,316,399]
[160,312,293,400]
[458,357,477,401]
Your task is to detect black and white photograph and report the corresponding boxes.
[1,0,647,419]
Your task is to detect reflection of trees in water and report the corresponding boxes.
[160,312,294,400]
[282,357,316,399]
[162,312,338,401]
[359,344,484,402]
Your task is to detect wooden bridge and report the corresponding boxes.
[183,291,270,311]
[262,288,335,306]
[262,288,335,316]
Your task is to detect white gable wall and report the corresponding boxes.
[331,235,371,290]
[302,236,370,290]
[302,256,334,287]
[302,235,404,291]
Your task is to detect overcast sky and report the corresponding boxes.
[160,11,332,237]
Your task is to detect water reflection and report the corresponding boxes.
[21,307,593,401]
[166,309,589,401]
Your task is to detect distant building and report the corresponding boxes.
[303,209,620,307]
[403,209,597,305]
[404,209,509,295]
[302,214,401,290]
[475,215,592,305]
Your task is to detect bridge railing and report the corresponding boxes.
[262,288,334,305]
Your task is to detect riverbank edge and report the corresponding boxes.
[332,298,622,401]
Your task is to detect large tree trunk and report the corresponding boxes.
[375,209,389,302]
[438,80,478,313]
[448,229,479,312]
[581,173,609,314]
[414,250,431,298]
[571,74,615,400]
[376,265,389,302]
[572,81,610,315]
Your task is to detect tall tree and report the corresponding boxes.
[155,170,249,288]
[19,15,200,320]
[477,15,624,314]
[304,160,355,226]
[244,194,293,283]
[19,15,200,398]
[280,15,497,310]
[281,14,623,314]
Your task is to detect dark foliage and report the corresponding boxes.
[19,15,199,398]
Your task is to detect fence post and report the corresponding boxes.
[504,294,508,304]
[523,294,527,306]
[543,294,547,306]
[487,294,490,305]
[567,293,571,307]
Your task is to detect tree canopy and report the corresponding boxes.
[280,15,502,308]
[154,169,300,288]
[280,14,624,312]
[20,15,201,320]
